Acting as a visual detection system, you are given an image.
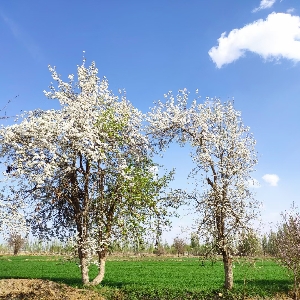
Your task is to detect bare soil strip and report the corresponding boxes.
[0,279,105,300]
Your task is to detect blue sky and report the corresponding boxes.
[0,0,299,244]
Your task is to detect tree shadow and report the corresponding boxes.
[234,278,291,295]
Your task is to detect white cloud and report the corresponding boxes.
[262,174,280,186]
[208,12,300,68]
[253,0,276,13]
[287,8,295,14]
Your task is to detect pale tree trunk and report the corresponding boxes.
[90,250,107,286]
[222,251,233,290]
[293,274,299,300]
[79,248,90,285]
[91,258,106,285]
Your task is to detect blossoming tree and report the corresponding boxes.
[0,95,27,240]
[0,188,27,240]
[0,60,180,285]
[147,91,259,289]
[276,204,300,300]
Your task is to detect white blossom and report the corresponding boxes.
[147,93,259,290]
[0,60,177,286]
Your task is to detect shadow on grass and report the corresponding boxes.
[0,274,144,289]
[97,278,292,298]
[233,278,291,295]
[0,275,292,299]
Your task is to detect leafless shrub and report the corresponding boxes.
[237,229,261,257]
[7,233,26,255]
[173,237,186,257]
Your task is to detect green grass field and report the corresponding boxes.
[0,255,293,299]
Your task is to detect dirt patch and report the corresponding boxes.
[0,278,294,300]
[0,279,105,300]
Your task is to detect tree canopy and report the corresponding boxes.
[0,60,181,285]
[0,60,260,289]
[147,92,259,289]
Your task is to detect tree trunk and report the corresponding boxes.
[293,274,298,300]
[91,258,106,285]
[223,251,233,289]
[79,249,90,285]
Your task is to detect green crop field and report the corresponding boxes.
[0,255,293,300]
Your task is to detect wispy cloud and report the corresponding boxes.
[0,9,44,62]
[287,8,295,14]
[253,0,276,13]
[208,13,300,68]
[262,174,280,186]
